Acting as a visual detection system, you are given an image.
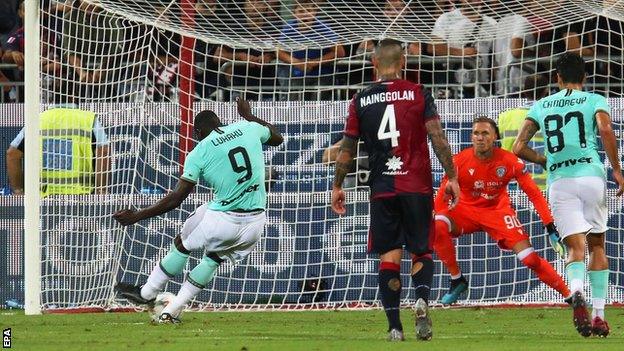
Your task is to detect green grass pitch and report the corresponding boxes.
[2,307,624,350]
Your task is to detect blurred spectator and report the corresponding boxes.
[213,0,276,101]
[277,0,345,101]
[62,0,123,100]
[41,27,63,79]
[31,2,65,102]
[2,0,23,71]
[6,81,110,196]
[356,0,420,56]
[428,0,497,98]
[554,20,595,58]
[146,5,181,101]
[264,0,282,25]
[0,48,12,102]
[498,74,549,189]
[0,0,22,102]
[550,18,597,88]
[494,5,537,96]
[595,15,623,96]
[432,0,455,18]
[194,0,221,100]
[0,0,18,44]
[341,1,421,90]
[43,0,72,34]
[479,0,506,21]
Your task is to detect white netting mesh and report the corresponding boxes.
[85,1,621,47]
[36,0,624,102]
[14,0,622,310]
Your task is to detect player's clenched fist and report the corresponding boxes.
[113,209,139,226]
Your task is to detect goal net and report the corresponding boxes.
[5,0,623,311]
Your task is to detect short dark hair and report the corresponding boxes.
[522,75,549,100]
[194,110,221,131]
[473,116,500,139]
[556,52,586,84]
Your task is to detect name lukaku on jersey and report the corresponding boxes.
[360,90,415,107]
[211,129,243,147]
[549,156,593,171]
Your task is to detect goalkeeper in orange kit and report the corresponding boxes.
[433,117,570,306]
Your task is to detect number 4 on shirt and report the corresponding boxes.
[377,105,400,147]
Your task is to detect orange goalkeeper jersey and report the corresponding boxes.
[435,147,553,224]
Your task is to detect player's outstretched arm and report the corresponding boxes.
[515,164,565,257]
[513,120,546,168]
[425,118,459,208]
[236,97,284,146]
[596,111,624,196]
[331,136,357,215]
[113,179,195,226]
[516,168,553,225]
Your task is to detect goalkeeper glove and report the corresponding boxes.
[545,223,566,259]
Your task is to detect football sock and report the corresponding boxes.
[379,261,402,331]
[141,245,190,300]
[161,245,190,276]
[410,254,433,303]
[141,264,169,301]
[588,270,609,319]
[161,280,201,318]
[518,248,570,298]
[433,219,461,277]
[188,256,221,288]
[161,256,221,318]
[566,261,586,293]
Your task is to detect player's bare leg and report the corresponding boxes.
[587,233,610,337]
[563,233,592,337]
[433,216,468,305]
[379,249,404,341]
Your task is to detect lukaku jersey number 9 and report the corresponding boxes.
[182,121,271,211]
[527,89,610,185]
